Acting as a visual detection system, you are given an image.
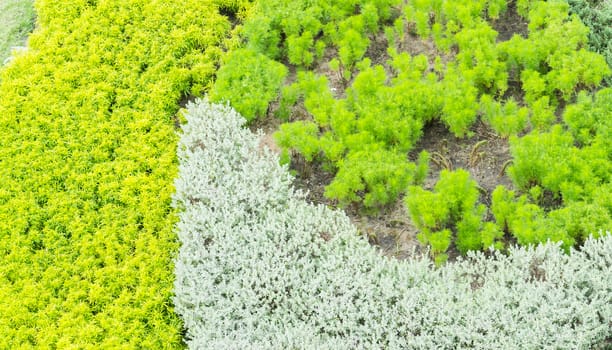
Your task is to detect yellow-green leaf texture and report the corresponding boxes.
[0,0,232,347]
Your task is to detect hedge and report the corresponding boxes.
[0,0,232,347]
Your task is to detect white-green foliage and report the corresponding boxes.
[173,99,612,349]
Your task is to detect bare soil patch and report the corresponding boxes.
[491,0,529,42]
[314,46,346,98]
[411,119,514,200]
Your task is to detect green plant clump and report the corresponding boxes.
[567,0,612,85]
[499,1,610,101]
[210,48,287,122]
[0,0,235,347]
[406,169,503,264]
[214,0,611,259]
[214,0,404,122]
[242,0,399,67]
[498,88,612,249]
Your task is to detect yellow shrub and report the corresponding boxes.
[0,0,234,347]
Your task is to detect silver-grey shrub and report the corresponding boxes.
[172,98,612,349]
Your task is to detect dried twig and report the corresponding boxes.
[499,159,513,177]
[469,140,488,167]
[431,151,452,170]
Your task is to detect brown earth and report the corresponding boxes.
[490,0,529,42]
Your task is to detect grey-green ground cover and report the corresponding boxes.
[0,0,35,64]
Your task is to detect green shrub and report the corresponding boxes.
[568,0,612,85]
[239,0,610,215]
[406,169,502,262]
[454,22,508,93]
[547,201,612,246]
[210,48,287,122]
[480,95,529,137]
[325,148,418,208]
[529,96,556,130]
[521,69,547,104]
[564,87,612,147]
[242,0,400,68]
[338,29,370,78]
[508,126,575,193]
[0,0,233,347]
[499,1,610,101]
[287,31,316,67]
[404,0,509,40]
[439,65,480,137]
[251,0,611,236]
[275,121,321,163]
[490,186,561,247]
[489,185,610,250]
[499,89,612,247]
[509,109,612,205]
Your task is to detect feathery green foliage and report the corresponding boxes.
[499,1,610,101]
[496,88,612,250]
[407,169,502,264]
[564,87,612,148]
[211,48,287,122]
[568,0,612,85]
[275,57,439,208]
